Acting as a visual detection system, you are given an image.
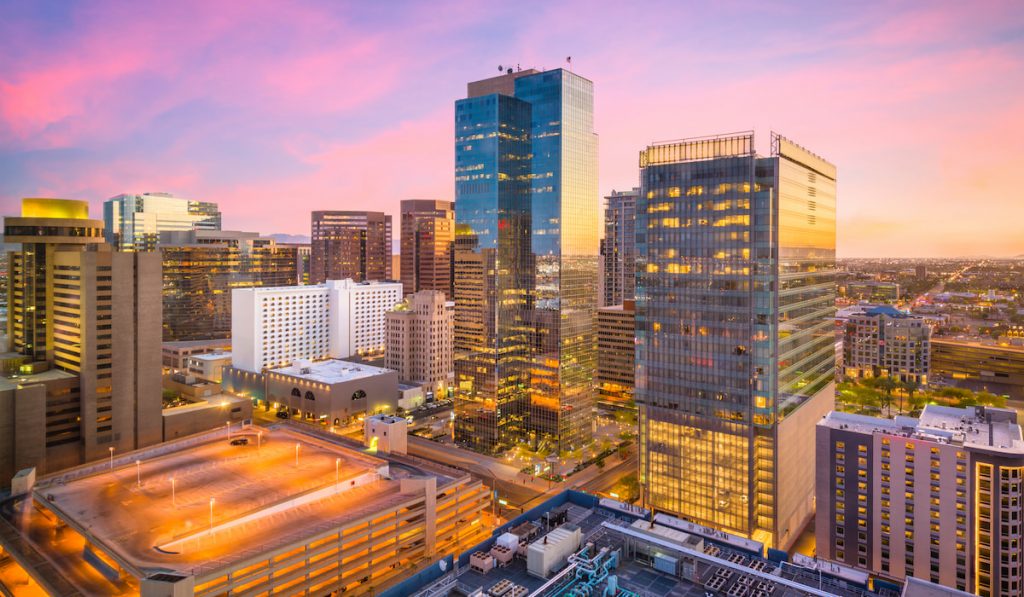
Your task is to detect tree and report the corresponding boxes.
[878,376,899,417]
[899,379,921,415]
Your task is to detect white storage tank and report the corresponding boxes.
[526,523,582,578]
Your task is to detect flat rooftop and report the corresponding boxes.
[436,499,883,597]
[269,359,393,384]
[30,426,451,580]
[0,367,77,390]
[162,339,231,350]
[188,351,232,361]
[161,394,248,417]
[821,405,1024,453]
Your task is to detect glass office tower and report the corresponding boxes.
[103,192,221,251]
[400,199,455,299]
[636,132,836,550]
[602,188,638,307]
[453,68,598,454]
[310,211,392,284]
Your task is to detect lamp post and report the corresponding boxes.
[135,460,141,488]
[108,446,115,470]
[209,498,215,532]
[170,477,176,507]
[257,430,262,453]
[226,421,231,440]
[335,458,340,490]
[295,443,300,467]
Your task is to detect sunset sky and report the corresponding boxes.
[1,0,1022,257]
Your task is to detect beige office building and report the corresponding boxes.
[596,300,635,407]
[386,290,454,395]
[817,405,1024,595]
[1,199,162,485]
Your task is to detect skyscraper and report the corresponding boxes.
[636,132,837,550]
[602,188,638,307]
[400,200,455,299]
[2,199,162,480]
[453,67,598,453]
[310,211,392,284]
[103,192,221,251]
[159,230,299,341]
[5,199,105,361]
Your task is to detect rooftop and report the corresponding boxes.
[22,426,454,582]
[162,339,232,351]
[821,404,1024,453]
[161,394,248,417]
[269,359,394,385]
[187,351,232,362]
[0,367,77,390]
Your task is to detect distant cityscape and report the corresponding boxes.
[1,26,1022,597]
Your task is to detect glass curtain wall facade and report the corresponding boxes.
[453,90,533,453]
[310,211,392,284]
[160,232,298,341]
[516,70,598,452]
[602,188,638,307]
[103,192,221,251]
[636,132,836,549]
[453,68,598,454]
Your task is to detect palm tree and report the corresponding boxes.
[900,379,921,413]
[878,376,899,417]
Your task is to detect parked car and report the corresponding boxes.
[230,437,249,446]
[276,411,290,419]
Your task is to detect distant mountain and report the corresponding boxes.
[267,233,310,244]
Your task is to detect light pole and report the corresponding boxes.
[295,443,300,467]
[170,477,176,507]
[226,421,231,440]
[209,498,215,533]
[257,430,262,453]
[335,458,340,490]
[108,446,115,470]
[135,460,141,488]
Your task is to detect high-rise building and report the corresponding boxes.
[103,192,221,251]
[816,406,1024,595]
[5,199,105,361]
[843,305,930,384]
[1,198,162,482]
[596,300,635,408]
[386,290,454,395]
[453,67,598,454]
[636,132,837,550]
[231,279,402,373]
[278,242,311,285]
[159,230,299,341]
[602,188,638,307]
[400,200,455,299]
[310,211,392,284]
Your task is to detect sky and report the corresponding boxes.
[1,0,1022,257]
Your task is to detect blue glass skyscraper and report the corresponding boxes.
[453,68,598,454]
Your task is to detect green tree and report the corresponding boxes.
[878,376,899,417]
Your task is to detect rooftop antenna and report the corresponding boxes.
[566,56,572,72]
[498,64,504,73]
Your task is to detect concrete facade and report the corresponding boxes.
[385,290,454,395]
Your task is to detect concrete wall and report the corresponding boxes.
[162,398,253,441]
[266,368,399,424]
[776,381,834,551]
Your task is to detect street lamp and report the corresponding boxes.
[209,497,215,532]
[335,458,341,490]
[170,477,176,507]
[257,430,263,453]
[135,460,141,488]
[226,421,231,440]
[295,443,300,467]
[108,446,115,470]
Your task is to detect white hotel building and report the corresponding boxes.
[232,279,402,372]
